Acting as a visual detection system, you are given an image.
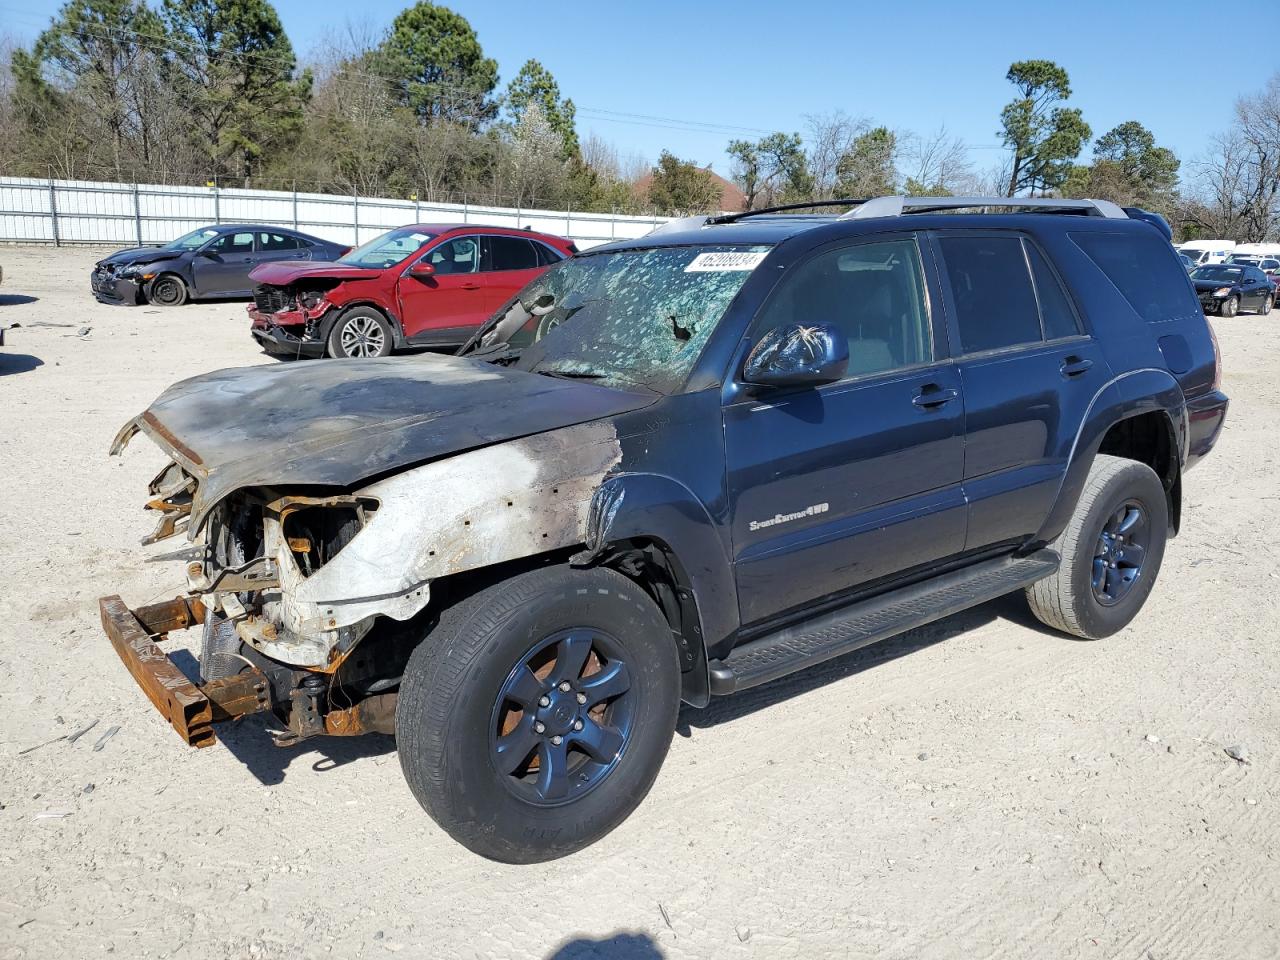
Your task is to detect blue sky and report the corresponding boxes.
[3,0,1272,180]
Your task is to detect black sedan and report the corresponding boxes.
[1190,263,1275,317]
[91,225,348,306]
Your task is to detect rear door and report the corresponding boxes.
[724,234,968,626]
[191,230,256,295]
[397,235,489,341]
[932,231,1110,552]
[256,231,311,266]
[481,235,547,312]
[1243,267,1271,310]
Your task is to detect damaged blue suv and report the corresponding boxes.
[102,196,1228,863]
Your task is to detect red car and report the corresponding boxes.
[248,224,576,359]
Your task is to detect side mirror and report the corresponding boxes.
[743,323,848,388]
[408,261,435,278]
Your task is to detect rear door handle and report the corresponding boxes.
[461,282,481,290]
[1060,356,1093,378]
[912,385,958,409]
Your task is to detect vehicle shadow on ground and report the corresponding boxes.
[0,352,44,375]
[215,714,397,786]
[678,592,1065,734]
[544,932,664,959]
[0,294,39,306]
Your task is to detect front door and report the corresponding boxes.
[398,235,489,340]
[724,235,967,627]
[191,230,256,296]
[932,231,1111,551]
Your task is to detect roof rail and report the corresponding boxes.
[708,198,868,224]
[842,196,1129,220]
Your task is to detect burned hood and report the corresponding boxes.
[249,261,385,286]
[112,352,657,532]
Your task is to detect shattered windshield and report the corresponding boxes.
[164,228,219,251]
[465,244,771,394]
[339,228,434,268]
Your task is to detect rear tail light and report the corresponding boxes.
[1207,317,1222,390]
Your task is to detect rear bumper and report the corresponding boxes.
[1185,389,1229,470]
[91,273,142,305]
[99,595,271,748]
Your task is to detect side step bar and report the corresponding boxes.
[708,550,1059,695]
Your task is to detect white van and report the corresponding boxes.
[1231,242,1280,261]
[1178,241,1236,266]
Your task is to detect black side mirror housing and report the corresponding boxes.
[743,323,849,388]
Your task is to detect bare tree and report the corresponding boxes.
[900,125,972,194]
[804,109,867,199]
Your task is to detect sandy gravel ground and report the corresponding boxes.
[0,245,1277,960]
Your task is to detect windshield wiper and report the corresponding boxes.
[536,369,606,380]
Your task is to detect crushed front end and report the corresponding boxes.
[248,284,333,358]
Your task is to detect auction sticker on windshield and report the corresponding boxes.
[684,251,769,272]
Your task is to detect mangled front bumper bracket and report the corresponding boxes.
[99,595,271,748]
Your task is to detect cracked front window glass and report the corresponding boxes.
[468,244,772,394]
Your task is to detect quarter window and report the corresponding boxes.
[1072,232,1201,323]
[752,238,932,378]
[938,235,1041,353]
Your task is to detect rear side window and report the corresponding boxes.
[258,232,301,251]
[487,236,540,271]
[937,236,1041,353]
[1025,243,1082,340]
[534,242,565,266]
[1072,232,1199,322]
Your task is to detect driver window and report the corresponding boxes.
[208,232,254,254]
[752,238,932,378]
[428,237,479,275]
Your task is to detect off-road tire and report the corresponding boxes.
[326,306,394,358]
[397,565,680,863]
[1220,295,1239,318]
[1026,454,1169,640]
[147,273,188,306]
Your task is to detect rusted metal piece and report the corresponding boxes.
[100,595,272,749]
[323,693,398,736]
[130,595,207,635]
[99,595,216,748]
[203,669,272,722]
[141,410,204,466]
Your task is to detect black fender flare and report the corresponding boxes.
[576,472,737,708]
[1034,369,1186,546]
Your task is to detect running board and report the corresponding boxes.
[708,550,1059,695]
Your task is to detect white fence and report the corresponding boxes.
[0,176,669,250]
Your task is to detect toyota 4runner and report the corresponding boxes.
[101,196,1228,863]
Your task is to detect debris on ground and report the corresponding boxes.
[33,810,73,820]
[66,719,99,745]
[17,734,67,756]
[1225,745,1251,765]
[92,725,121,752]
[1144,734,1160,743]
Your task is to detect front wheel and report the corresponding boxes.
[147,273,188,306]
[1220,295,1239,318]
[1026,455,1169,640]
[397,566,680,863]
[326,307,393,358]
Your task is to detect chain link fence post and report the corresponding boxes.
[48,170,61,247]
[133,183,143,245]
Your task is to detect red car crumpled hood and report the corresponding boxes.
[249,261,384,286]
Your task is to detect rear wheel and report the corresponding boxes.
[397,566,680,863]
[1260,292,1273,316]
[326,307,393,358]
[1220,295,1239,318]
[1026,455,1169,640]
[147,273,188,307]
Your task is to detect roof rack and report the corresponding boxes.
[707,198,868,224]
[842,195,1128,220]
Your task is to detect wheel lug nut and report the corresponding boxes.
[551,735,563,745]
[573,719,583,731]
[538,695,550,707]
[576,692,587,704]
[533,721,545,734]
[558,681,571,693]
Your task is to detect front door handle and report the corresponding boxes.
[1061,356,1094,378]
[461,282,481,290]
[912,385,958,409]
